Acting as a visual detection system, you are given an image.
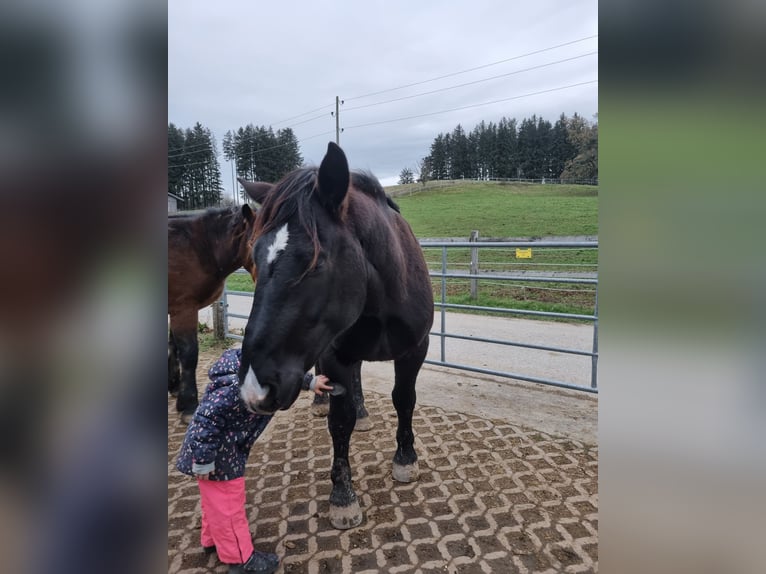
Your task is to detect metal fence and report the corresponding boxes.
[421,240,598,394]
[220,239,598,394]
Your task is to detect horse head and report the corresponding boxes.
[237,143,367,414]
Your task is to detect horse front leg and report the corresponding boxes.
[320,358,363,529]
[391,339,429,483]
[170,310,199,424]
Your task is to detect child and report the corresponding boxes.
[176,348,333,574]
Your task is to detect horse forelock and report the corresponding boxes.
[254,168,322,278]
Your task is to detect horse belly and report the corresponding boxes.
[385,315,430,357]
[336,314,427,363]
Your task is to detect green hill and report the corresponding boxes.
[387,181,598,238]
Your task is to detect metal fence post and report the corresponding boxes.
[469,230,479,300]
[440,246,447,363]
[591,285,599,389]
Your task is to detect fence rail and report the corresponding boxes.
[387,177,598,196]
[220,239,598,394]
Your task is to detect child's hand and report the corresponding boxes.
[312,375,334,395]
[195,472,210,480]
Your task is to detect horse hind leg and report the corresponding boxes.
[352,362,372,431]
[170,311,200,424]
[311,362,370,430]
[310,390,330,417]
[391,340,428,483]
[168,330,181,396]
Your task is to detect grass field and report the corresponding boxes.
[392,182,598,238]
[226,182,598,320]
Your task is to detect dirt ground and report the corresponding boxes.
[168,348,598,573]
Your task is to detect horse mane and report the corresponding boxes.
[168,205,239,224]
[170,205,253,257]
[351,171,400,212]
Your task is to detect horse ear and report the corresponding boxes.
[238,178,273,204]
[317,142,350,213]
[241,204,254,223]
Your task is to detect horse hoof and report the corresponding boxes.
[329,500,363,530]
[180,412,194,425]
[392,461,419,483]
[311,402,330,417]
[354,416,373,432]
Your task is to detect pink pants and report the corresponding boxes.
[197,477,254,564]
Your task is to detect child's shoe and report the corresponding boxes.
[228,550,280,574]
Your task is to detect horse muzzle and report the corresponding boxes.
[239,364,302,413]
[240,365,276,413]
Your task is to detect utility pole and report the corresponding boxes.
[335,96,340,144]
[332,96,344,144]
[230,159,237,205]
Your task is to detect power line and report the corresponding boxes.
[169,37,597,159]
[269,103,335,127]
[171,157,221,169]
[344,34,598,102]
[170,38,597,159]
[171,130,335,170]
[169,78,597,160]
[297,129,335,142]
[287,112,332,128]
[167,135,222,156]
[343,80,598,131]
[170,76,596,161]
[343,52,597,113]
[168,145,218,159]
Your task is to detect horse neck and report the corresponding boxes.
[201,212,245,280]
[348,195,408,287]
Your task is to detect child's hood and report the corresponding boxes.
[206,348,242,390]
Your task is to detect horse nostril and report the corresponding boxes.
[241,365,270,404]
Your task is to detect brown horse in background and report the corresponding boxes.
[168,200,266,422]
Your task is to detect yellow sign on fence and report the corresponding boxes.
[515,248,532,259]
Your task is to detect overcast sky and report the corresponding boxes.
[169,1,597,198]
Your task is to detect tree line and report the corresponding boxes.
[168,122,303,210]
[402,112,598,185]
[168,123,224,210]
[222,125,302,195]
[169,112,596,208]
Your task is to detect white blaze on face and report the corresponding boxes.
[240,365,269,407]
[266,224,289,265]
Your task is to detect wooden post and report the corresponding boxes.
[469,230,479,300]
[212,297,225,340]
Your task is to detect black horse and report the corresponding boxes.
[238,142,433,529]
[168,201,267,422]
